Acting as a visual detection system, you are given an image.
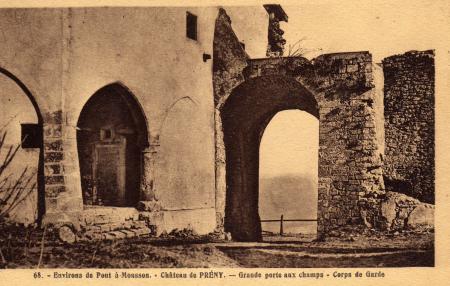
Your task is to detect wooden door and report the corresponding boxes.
[92,139,126,206]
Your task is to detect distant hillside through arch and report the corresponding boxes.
[259,110,318,234]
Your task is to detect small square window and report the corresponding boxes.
[186,12,197,41]
[104,129,112,139]
[21,123,42,148]
[100,128,114,141]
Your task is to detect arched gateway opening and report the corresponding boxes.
[221,75,319,242]
[259,110,319,241]
[77,83,148,207]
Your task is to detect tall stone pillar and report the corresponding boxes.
[264,4,288,57]
[42,111,83,228]
[43,111,81,214]
[140,143,159,201]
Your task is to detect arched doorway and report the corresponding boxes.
[221,75,319,241]
[77,83,148,207]
[0,67,44,223]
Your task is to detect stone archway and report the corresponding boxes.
[221,75,319,241]
[0,67,45,223]
[213,8,386,241]
[76,83,149,207]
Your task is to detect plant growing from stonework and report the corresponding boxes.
[0,128,36,222]
[278,38,324,77]
[285,37,323,58]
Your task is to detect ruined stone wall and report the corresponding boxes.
[382,50,435,204]
[265,12,286,57]
[299,53,385,232]
[214,36,386,239]
[244,53,386,234]
[212,8,249,230]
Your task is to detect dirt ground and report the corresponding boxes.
[0,224,434,268]
[216,232,434,267]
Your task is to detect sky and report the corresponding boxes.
[259,110,318,178]
[227,1,448,62]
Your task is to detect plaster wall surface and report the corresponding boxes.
[0,7,222,234]
[0,9,63,224]
[0,74,39,224]
[62,8,218,222]
[0,9,63,114]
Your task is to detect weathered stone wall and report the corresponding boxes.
[212,8,249,231]
[63,8,218,232]
[264,5,287,57]
[0,9,65,224]
[382,50,435,203]
[302,53,385,233]
[64,7,219,235]
[214,9,387,239]
[0,7,221,235]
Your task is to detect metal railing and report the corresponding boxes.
[260,214,317,235]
